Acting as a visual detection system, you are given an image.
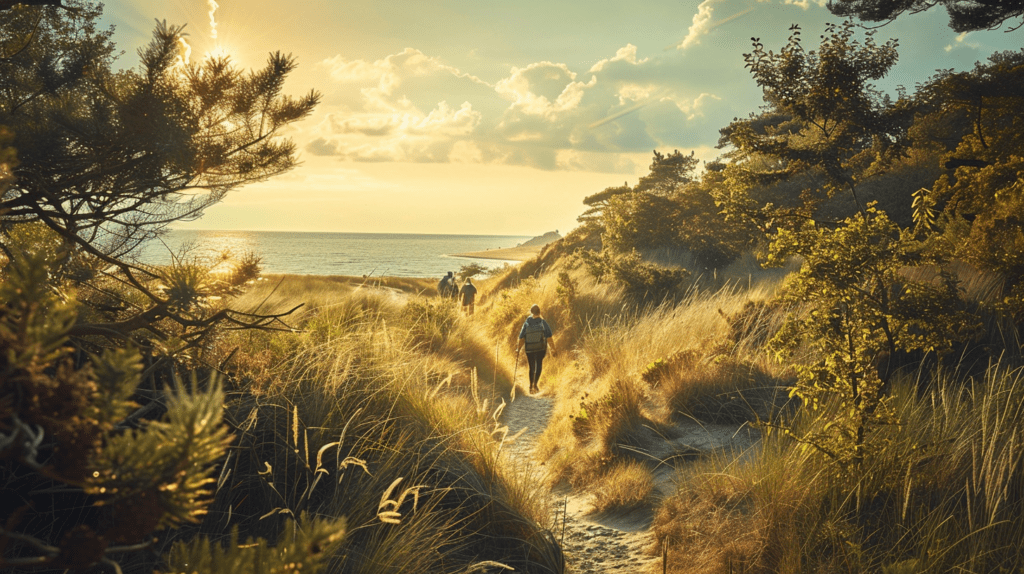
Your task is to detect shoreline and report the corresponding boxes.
[449,245,542,262]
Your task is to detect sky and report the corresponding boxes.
[101,1,1021,236]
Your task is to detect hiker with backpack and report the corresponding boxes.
[438,271,455,299]
[516,304,556,394]
[459,278,478,315]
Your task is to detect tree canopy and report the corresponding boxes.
[1,4,319,258]
[0,1,319,347]
[827,0,1024,32]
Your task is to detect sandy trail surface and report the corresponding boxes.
[501,388,662,573]
[501,384,759,573]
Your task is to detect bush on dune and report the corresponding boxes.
[527,271,792,505]
[654,364,1024,573]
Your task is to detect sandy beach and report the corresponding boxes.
[450,244,543,261]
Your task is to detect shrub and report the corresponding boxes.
[590,460,655,513]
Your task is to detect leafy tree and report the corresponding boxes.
[633,149,699,196]
[578,183,631,227]
[601,191,681,254]
[670,167,759,268]
[767,207,978,468]
[0,1,318,348]
[457,262,488,281]
[0,3,344,571]
[918,50,1024,315]
[723,23,982,474]
[724,22,911,224]
[827,0,1024,32]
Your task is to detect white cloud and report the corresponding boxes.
[305,43,738,170]
[589,44,648,73]
[320,48,491,97]
[665,92,723,120]
[495,62,597,119]
[309,100,481,162]
[678,0,722,50]
[944,31,979,52]
[783,0,826,9]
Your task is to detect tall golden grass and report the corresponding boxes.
[653,363,1024,573]
[183,276,563,573]
[482,244,1022,574]
[478,258,793,510]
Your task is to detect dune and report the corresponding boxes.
[450,244,543,261]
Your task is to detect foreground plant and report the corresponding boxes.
[767,207,978,468]
[0,252,346,571]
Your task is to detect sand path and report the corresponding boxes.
[501,390,663,573]
[499,382,759,573]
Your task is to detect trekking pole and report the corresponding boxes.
[512,347,520,391]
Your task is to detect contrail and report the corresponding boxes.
[589,90,671,129]
[709,7,754,30]
[588,99,653,129]
[207,0,219,39]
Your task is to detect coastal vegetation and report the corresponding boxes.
[1,3,557,572]
[479,11,1024,574]
[2,1,1023,573]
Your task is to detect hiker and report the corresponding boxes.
[459,278,478,315]
[516,304,556,394]
[438,271,455,298]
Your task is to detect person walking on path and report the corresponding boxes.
[438,271,455,298]
[459,278,478,315]
[516,304,556,394]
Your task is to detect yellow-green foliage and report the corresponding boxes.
[654,365,1024,574]
[0,252,239,570]
[533,272,790,493]
[768,207,981,467]
[161,514,346,574]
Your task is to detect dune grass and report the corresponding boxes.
[653,363,1024,573]
[176,275,562,573]
[588,459,656,513]
[476,256,793,513]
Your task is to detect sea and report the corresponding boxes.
[136,230,532,278]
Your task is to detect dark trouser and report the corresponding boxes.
[526,350,546,386]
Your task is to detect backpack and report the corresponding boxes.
[522,320,547,353]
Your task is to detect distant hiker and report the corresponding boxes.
[516,304,556,394]
[438,271,455,299]
[447,271,460,299]
[460,278,478,315]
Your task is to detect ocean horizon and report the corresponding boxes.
[135,229,532,278]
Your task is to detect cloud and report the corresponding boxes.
[495,62,596,119]
[678,0,722,50]
[305,43,747,171]
[321,48,491,98]
[782,0,826,9]
[944,31,979,52]
[668,92,723,120]
[309,101,482,162]
[589,44,648,73]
